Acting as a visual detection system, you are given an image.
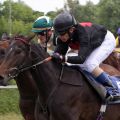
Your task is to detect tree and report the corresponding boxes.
[0,0,45,36]
[46,11,57,19]
[0,16,9,36]
[65,0,98,23]
[98,0,120,34]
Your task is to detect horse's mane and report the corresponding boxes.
[30,43,50,58]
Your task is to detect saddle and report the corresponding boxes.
[60,65,83,86]
[61,64,120,104]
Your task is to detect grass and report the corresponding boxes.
[0,112,23,120]
[0,88,24,120]
[0,89,20,114]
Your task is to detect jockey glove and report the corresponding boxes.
[51,53,65,63]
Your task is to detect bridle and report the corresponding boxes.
[8,56,52,79]
[7,37,52,79]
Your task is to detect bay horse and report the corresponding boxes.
[0,37,38,120]
[103,49,120,71]
[0,37,120,120]
[0,40,10,85]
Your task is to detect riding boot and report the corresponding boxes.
[96,72,120,101]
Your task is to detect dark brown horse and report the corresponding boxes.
[12,35,38,120]
[15,70,38,120]
[0,40,10,85]
[103,49,120,71]
[0,38,38,120]
[0,37,120,120]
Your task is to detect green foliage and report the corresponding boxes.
[98,0,120,33]
[46,11,58,20]
[12,20,32,35]
[75,3,97,23]
[0,16,9,36]
[33,11,44,21]
[1,0,120,37]
[66,0,98,23]
[0,0,45,36]
[0,89,20,114]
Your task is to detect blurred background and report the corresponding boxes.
[0,0,120,119]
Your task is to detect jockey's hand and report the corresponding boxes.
[51,53,65,63]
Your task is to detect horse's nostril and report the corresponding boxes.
[0,75,4,81]
[0,75,7,86]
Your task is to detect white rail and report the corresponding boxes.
[0,85,17,89]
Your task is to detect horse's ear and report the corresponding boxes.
[26,32,35,42]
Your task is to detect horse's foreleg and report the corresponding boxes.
[19,97,36,120]
[35,97,48,120]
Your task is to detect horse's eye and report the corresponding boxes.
[0,49,5,55]
[15,48,22,54]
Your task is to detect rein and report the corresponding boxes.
[8,56,52,78]
[20,56,52,72]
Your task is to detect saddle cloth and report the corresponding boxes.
[80,69,120,104]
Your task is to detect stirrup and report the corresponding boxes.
[106,94,114,101]
[106,93,120,101]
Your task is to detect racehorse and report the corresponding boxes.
[0,37,38,120]
[103,50,120,71]
[15,69,38,120]
[0,37,120,120]
[12,35,38,120]
[0,40,10,85]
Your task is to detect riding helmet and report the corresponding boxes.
[32,16,53,33]
[117,28,120,35]
[53,12,77,34]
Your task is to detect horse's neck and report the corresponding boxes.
[15,71,38,97]
[32,59,61,102]
[40,61,60,87]
[30,44,61,102]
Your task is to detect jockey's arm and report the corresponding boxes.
[54,38,69,55]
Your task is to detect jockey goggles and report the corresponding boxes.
[37,29,51,36]
[56,30,68,36]
[37,31,46,36]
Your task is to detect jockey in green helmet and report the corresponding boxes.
[32,16,54,51]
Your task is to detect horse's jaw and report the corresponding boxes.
[0,72,13,86]
[0,75,11,86]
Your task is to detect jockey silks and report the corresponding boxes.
[54,22,107,64]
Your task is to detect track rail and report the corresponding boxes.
[0,85,17,89]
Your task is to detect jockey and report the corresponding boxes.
[116,28,120,47]
[32,16,54,52]
[52,11,120,100]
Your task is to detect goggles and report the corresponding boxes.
[37,31,46,36]
[36,29,51,36]
[56,30,68,36]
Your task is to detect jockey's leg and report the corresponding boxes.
[80,31,120,100]
[93,67,120,100]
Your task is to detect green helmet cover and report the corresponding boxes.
[32,16,53,33]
